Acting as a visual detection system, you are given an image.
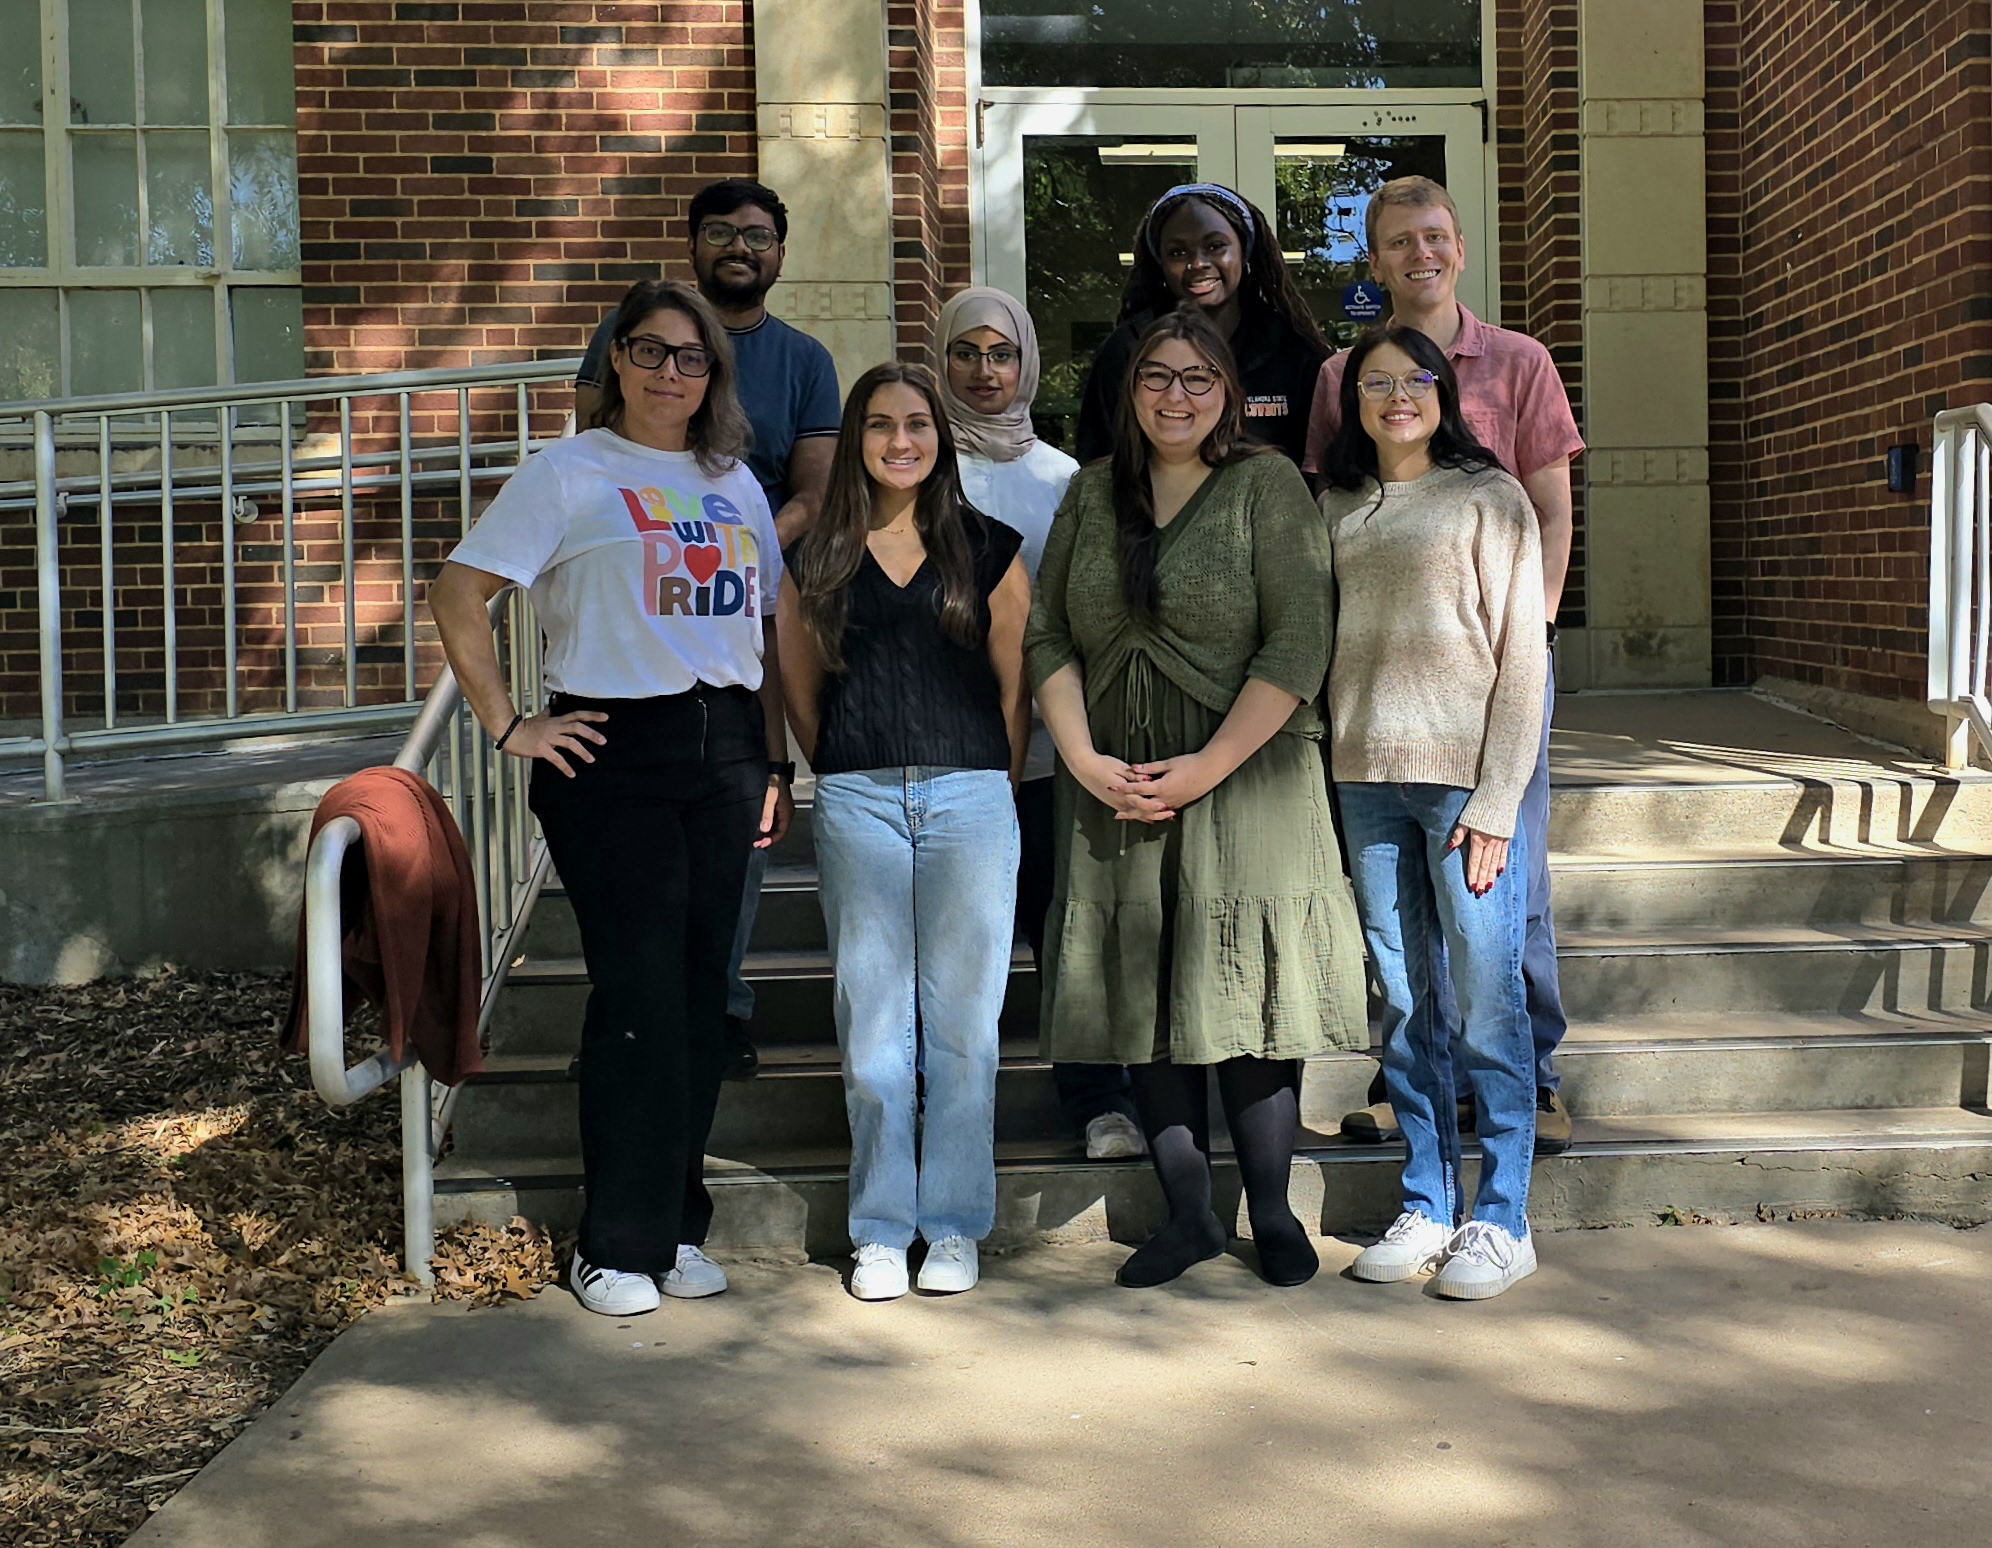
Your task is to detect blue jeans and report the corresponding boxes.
[815,767,1019,1250]
[1337,782,1535,1236]
[725,844,769,1023]
[1520,663,1566,1089]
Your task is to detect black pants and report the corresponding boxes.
[1017,774,1137,1133]
[530,685,766,1274]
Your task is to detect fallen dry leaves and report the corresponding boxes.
[0,969,558,1546]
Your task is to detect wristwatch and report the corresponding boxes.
[1545,621,1559,648]
[768,760,797,784]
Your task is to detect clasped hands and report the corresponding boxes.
[1078,750,1221,823]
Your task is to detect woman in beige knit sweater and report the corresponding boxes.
[1025,309,1368,1291]
[1318,327,1547,1301]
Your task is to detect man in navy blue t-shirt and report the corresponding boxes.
[575,179,842,1075]
[576,179,842,542]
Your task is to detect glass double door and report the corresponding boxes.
[981,101,1487,450]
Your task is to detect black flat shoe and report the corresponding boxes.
[723,1014,760,1080]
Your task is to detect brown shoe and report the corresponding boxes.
[1339,1100,1400,1143]
[1534,1088,1571,1155]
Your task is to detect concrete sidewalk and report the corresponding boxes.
[130,1220,1991,1548]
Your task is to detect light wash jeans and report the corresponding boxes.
[1337,782,1535,1236]
[814,767,1019,1250]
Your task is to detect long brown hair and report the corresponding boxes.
[795,362,986,672]
[585,278,750,477]
[1110,306,1272,616]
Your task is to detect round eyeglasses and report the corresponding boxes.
[698,220,778,252]
[1134,364,1220,396]
[947,343,1021,371]
[620,337,713,377]
[1356,370,1438,401]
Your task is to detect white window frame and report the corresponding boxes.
[0,0,301,400]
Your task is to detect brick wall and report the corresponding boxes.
[888,0,972,367]
[296,0,756,375]
[0,3,764,727]
[1709,0,1992,704]
[1493,0,1587,627]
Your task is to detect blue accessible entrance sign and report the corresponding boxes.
[1342,281,1386,323]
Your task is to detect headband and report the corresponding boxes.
[1144,183,1258,257]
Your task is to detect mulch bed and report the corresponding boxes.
[0,969,559,1546]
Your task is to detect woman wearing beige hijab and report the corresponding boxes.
[934,287,1145,1163]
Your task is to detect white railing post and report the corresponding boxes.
[401,1066,436,1287]
[34,410,66,801]
[1929,407,1992,771]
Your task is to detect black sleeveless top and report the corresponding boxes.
[807,511,1023,777]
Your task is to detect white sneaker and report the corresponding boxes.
[916,1235,979,1294]
[1351,1210,1450,1283]
[660,1244,728,1300]
[569,1250,661,1316]
[1085,1111,1147,1159]
[850,1243,910,1301]
[1431,1220,1537,1301]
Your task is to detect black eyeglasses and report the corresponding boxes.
[1134,364,1220,396]
[620,336,713,376]
[1357,370,1437,401]
[698,220,778,252]
[947,343,1021,370]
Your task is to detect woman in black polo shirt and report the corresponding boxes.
[778,362,1032,1303]
[1077,183,1330,466]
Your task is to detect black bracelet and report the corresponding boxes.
[493,711,525,750]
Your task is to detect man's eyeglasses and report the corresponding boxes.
[620,337,713,377]
[698,220,779,252]
[1356,370,1438,401]
[1134,364,1220,396]
[947,343,1021,371]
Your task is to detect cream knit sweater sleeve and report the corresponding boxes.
[1457,474,1547,838]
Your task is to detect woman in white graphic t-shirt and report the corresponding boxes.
[431,279,793,1318]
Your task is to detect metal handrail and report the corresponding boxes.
[1928,404,1992,770]
[0,355,586,419]
[303,588,550,1286]
[4,358,584,800]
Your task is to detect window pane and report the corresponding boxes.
[144,129,213,265]
[73,131,140,265]
[225,0,295,126]
[0,130,46,264]
[70,288,143,395]
[0,0,41,125]
[231,284,300,381]
[981,0,1482,89]
[0,286,57,398]
[151,283,215,388]
[140,0,209,126]
[70,0,136,125]
[228,130,296,269]
[1023,135,1196,452]
[1274,136,1452,347]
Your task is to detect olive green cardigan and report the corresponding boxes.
[1023,453,1333,738]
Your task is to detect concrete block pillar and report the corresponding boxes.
[1575,0,1712,687]
[753,0,896,392]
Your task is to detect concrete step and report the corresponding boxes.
[1551,849,1992,931]
[1555,923,1992,1018]
[486,917,1992,1058]
[448,1011,1992,1167]
[434,1105,1992,1255]
[524,849,1992,962]
[485,947,1043,1056]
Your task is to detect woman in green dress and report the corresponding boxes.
[1026,307,1368,1289]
